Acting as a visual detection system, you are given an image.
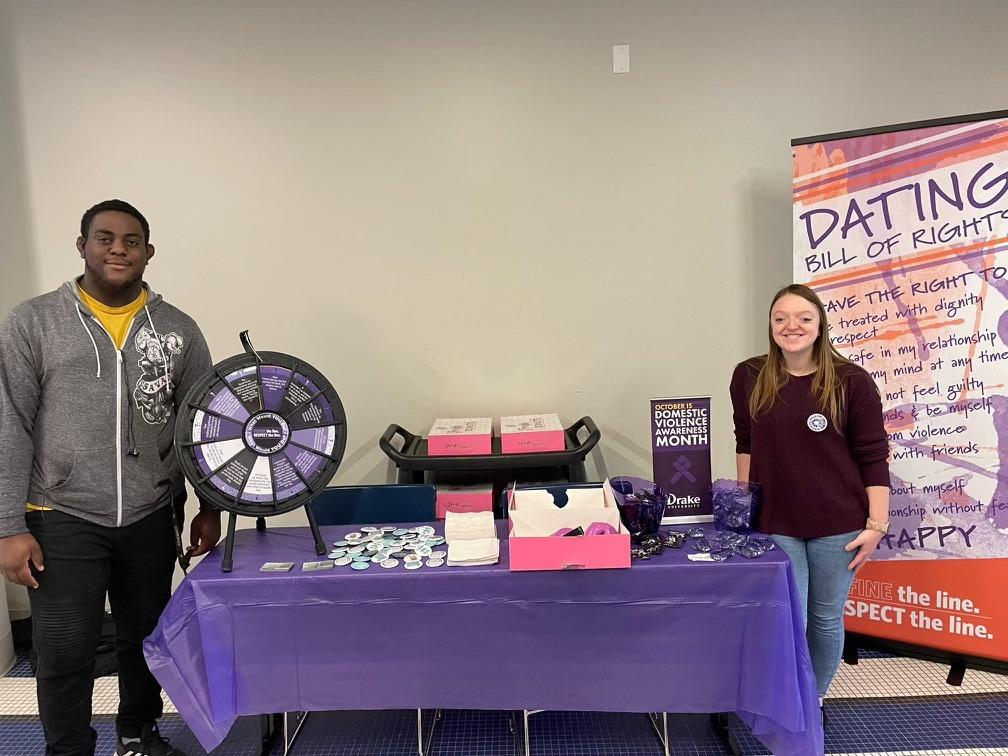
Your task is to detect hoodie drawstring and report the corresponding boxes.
[75,304,102,378]
[143,304,171,391]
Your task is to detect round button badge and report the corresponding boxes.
[807,413,828,432]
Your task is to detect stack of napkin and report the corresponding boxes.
[445,510,499,566]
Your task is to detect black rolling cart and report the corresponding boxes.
[379,416,601,509]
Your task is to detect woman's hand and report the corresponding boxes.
[844,528,884,573]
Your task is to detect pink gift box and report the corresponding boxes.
[427,417,492,456]
[500,413,565,454]
[436,484,494,519]
[507,481,630,571]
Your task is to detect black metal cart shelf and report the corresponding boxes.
[379,416,601,489]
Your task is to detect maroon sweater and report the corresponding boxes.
[730,358,890,538]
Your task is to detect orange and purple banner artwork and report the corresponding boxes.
[793,112,1008,662]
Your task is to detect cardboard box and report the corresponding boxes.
[436,483,494,519]
[507,480,630,571]
[500,413,565,454]
[427,417,492,456]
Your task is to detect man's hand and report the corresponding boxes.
[845,528,884,573]
[189,510,222,557]
[0,533,44,588]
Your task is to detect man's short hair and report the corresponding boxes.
[80,199,151,244]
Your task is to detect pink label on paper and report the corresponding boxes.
[428,417,492,456]
[500,429,565,454]
[427,435,492,456]
[436,489,494,519]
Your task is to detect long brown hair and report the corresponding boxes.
[748,284,851,426]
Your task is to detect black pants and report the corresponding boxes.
[27,506,176,756]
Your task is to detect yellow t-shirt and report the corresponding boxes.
[27,287,147,511]
[78,286,147,349]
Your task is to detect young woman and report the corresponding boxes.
[730,283,890,716]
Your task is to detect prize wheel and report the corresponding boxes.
[176,340,347,519]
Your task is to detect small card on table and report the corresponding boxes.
[301,560,335,572]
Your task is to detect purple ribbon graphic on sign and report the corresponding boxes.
[669,455,696,484]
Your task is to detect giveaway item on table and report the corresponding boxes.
[435,483,494,518]
[507,480,630,571]
[427,417,493,456]
[610,478,667,542]
[664,530,686,549]
[728,533,776,559]
[444,510,500,566]
[691,537,713,553]
[444,510,497,541]
[302,560,334,571]
[679,524,777,561]
[329,525,449,571]
[446,537,500,566]
[259,562,294,572]
[552,526,585,537]
[630,533,665,560]
[711,479,762,536]
[500,413,566,454]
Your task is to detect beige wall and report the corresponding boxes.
[1,1,36,618]
[2,0,1008,564]
[0,1,36,316]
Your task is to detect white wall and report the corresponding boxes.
[2,0,1008,562]
[1,1,37,618]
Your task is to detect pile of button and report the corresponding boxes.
[327,525,447,572]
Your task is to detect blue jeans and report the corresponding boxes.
[771,530,860,697]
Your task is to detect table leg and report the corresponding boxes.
[646,713,670,756]
[709,713,742,756]
[508,710,530,756]
[516,709,545,756]
[259,713,281,756]
[283,710,309,755]
[416,708,442,756]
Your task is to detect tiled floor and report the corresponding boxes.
[1,647,1006,755]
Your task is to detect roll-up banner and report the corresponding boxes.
[793,110,1008,662]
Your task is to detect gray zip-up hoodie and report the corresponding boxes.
[0,280,213,538]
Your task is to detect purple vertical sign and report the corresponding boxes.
[651,397,712,524]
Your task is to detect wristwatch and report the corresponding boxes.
[865,517,890,534]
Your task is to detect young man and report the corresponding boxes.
[0,200,221,756]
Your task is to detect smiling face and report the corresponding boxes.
[770,292,821,362]
[77,210,154,302]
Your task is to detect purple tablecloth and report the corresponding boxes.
[144,523,823,755]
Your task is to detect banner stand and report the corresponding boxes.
[793,109,1008,678]
[843,632,1007,683]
